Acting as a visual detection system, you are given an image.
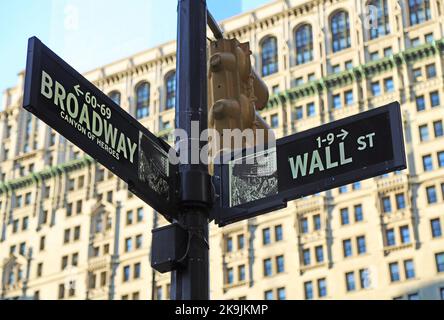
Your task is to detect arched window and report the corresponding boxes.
[135,82,150,119]
[368,0,390,40]
[295,24,313,65]
[330,11,351,53]
[108,91,121,105]
[165,72,176,110]
[261,37,278,77]
[408,0,431,26]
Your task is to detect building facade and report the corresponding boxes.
[1,0,444,300]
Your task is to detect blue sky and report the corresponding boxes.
[0,0,272,99]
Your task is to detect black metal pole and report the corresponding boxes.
[172,0,210,300]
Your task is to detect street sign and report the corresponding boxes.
[211,102,406,226]
[23,37,178,220]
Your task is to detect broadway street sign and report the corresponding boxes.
[211,102,407,226]
[23,37,178,220]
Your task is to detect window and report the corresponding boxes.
[74,226,80,241]
[332,65,341,73]
[276,255,285,273]
[344,90,354,105]
[423,155,433,172]
[295,24,313,64]
[39,236,45,251]
[108,91,121,105]
[386,229,396,246]
[343,239,353,257]
[339,185,348,193]
[293,77,304,87]
[357,236,367,254]
[37,263,43,278]
[440,288,444,300]
[370,51,379,61]
[413,68,422,82]
[408,0,431,26]
[125,238,132,252]
[331,11,350,53]
[396,193,406,209]
[126,211,133,225]
[76,200,82,214]
[135,235,143,249]
[354,205,363,222]
[371,81,381,96]
[261,37,278,76]
[400,226,411,244]
[426,64,437,79]
[226,268,234,284]
[315,245,324,263]
[368,0,390,39]
[135,82,150,119]
[313,215,321,230]
[438,151,444,167]
[333,94,342,109]
[58,284,65,299]
[237,234,245,250]
[303,249,311,266]
[389,262,400,282]
[404,260,415,279]
[318,279,327,297]
[264,290,273,300]
[272,85,279,95]
[134,263,141,279]
[425,33,434,43]
[61,256,68,270]
[304,281,313,300]
[384,77,394,92]
[136,208,143,222]
[277,287,286,300]
[416,95,425,111]
[307,103,316,117]
[308,73,316,82]
[270,114,279,129]
[360,269,370,289]
[419,125,429,141]
[345,272,356,292]
[165,72,176,110]
[426,186,437,204]
[226,237,233,252]
[25,193,32,206]
[434,121,444,137]
[294,106,303,120]
[345,60,353,70]
[431,219,442,238]
[436,252,444,272]
[64,229,71,244]
[262,228,271,245]
[408,293,420,300]
[301,218,309,233]
[275,225,283,241]
[263,258,272,276]
[19,242,26,255]
[431,91,440,107]
[238,265,246,281]
[341,208,350,225]
[123,266,130,282]
[72,253,78,267]
[12,219,19,233]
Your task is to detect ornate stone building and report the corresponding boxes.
[1,0,444,300]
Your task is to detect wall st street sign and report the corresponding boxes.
[23,37,178,220]
[211,102,407,226]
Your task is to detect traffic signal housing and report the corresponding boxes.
[208,38,272,160]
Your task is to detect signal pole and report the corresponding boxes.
[172,0,211,300]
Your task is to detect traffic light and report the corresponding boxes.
[208,38,272,160]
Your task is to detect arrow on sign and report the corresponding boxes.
[74,85,84,96]
[337,129,349,141]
